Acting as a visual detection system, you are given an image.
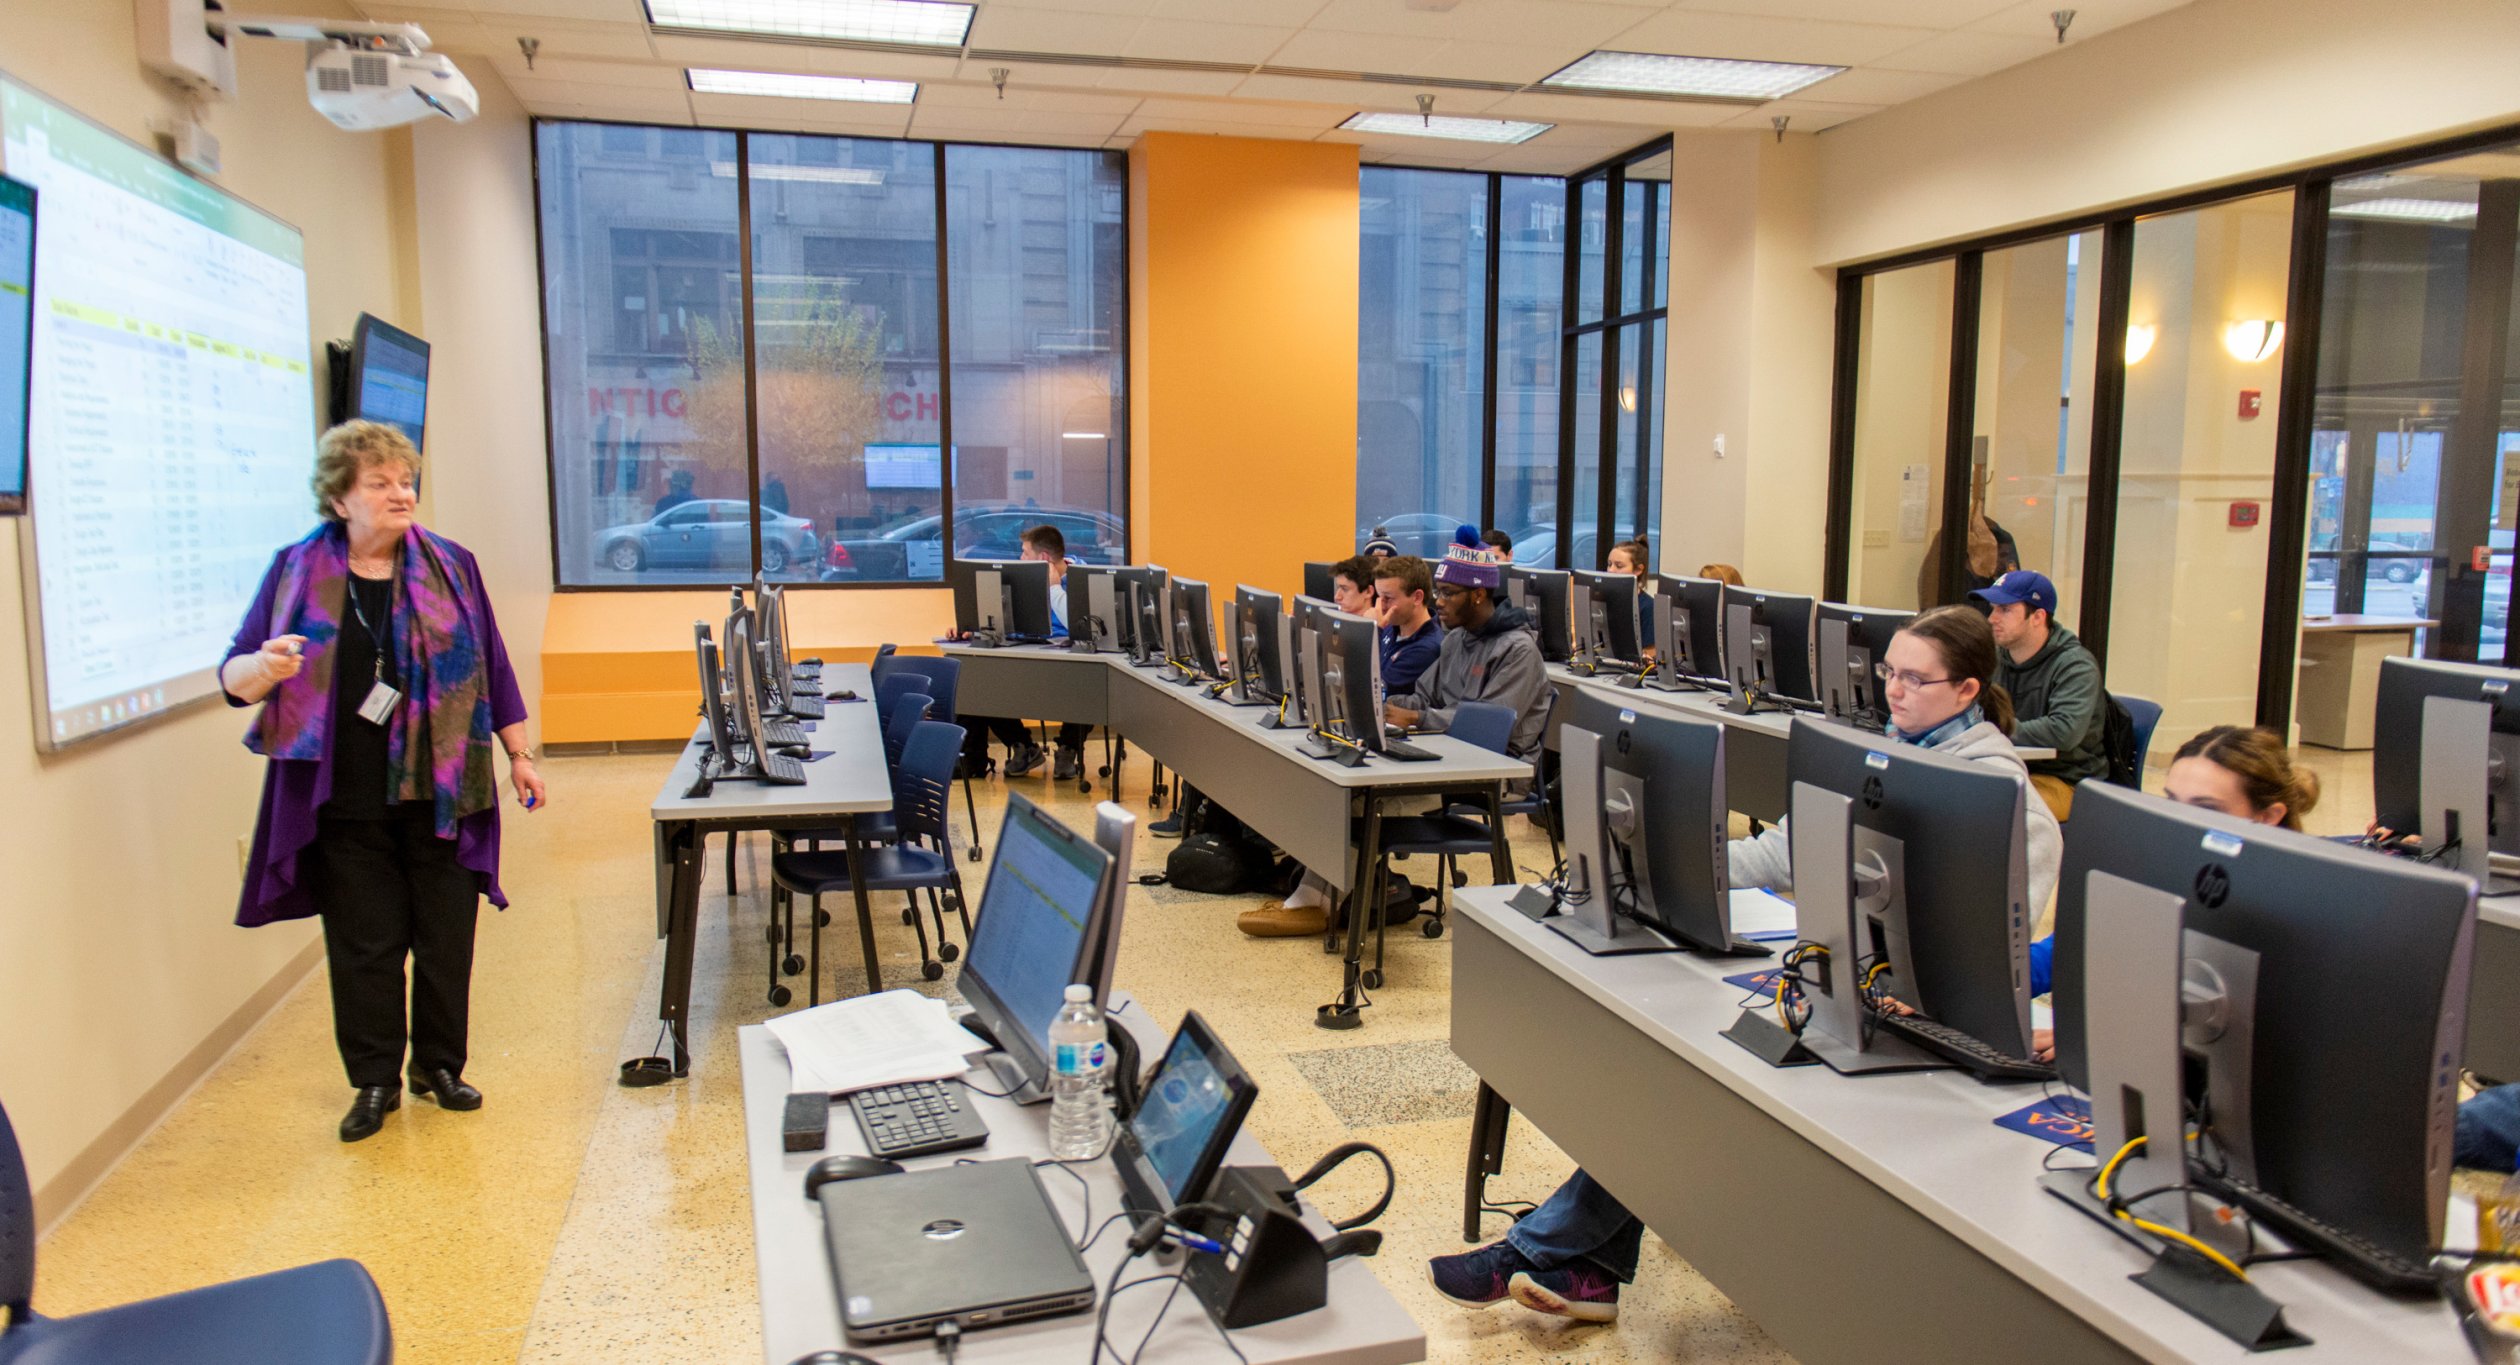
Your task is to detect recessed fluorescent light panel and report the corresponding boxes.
[2332,197,2479,223]
[646,0,974,47]
[688,69,918,103]
[1339,112,1550,144]
[1541,50,1842,101]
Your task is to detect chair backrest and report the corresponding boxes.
[895,720,967,847]
[2110,692,2164,788]
[0,1097,34,1322]
[869,644,904,692]
[875,674,931,727]
[1447,699,1516,757]
[891,655,962,724]
[884,695,931,781]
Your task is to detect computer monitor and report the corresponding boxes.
[1063,564,1121,654]
[1503,567,1572,663]
[346,311,429,455]
[1570,570,1645,671]
[1302,561,1337,604]
[2372,655,2520,891]
[1786,718,2037,1079]
[2049,781,2476,1292]
[1814,603,1912,731]
[950,558,1055,642]
[1646,576,1727,689]
[1550,687,1765,958]
[1226,585,1284,705]
[1085,802,1136,1005]
[0,174,31,516]
[1167,576,1221,683]
[1308,607,1384,762]
[693,621,740,766]
[1114,1011,1258,1221]
[958,793,1121,1104]
[1113,565,1168,663]
[727,612,791,779]
[1721,586,1818,711]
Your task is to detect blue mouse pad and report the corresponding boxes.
[1722,969,1787,1000]
[1993,1094,2093,1149]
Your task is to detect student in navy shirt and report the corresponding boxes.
[963,524,1096,781]
[1370,555,1442,695]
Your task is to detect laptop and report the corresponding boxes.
[818,1157,1095,1342]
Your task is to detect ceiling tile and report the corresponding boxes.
[1967,0,2194,41]
[1130,96,1345,128]
[1225,72,1499,113]
[1791,65,1965,104]
[459,0,649,19]
[1149,0,1331,23]
[530,98,696,124]
[1715,96,1877,131]
[383,10,503,55]
[1597,10,1939,67]
[1266,29,1448,73]
[1673,0,2010,26]
[488,15,659,59]
[649,35,960,79]
[965,6,1144,55]
[1481,90,1742,127]
[1865,27,2054,74]
[1123,17,1296,64]
[1117,116,1334,142]
[1091,66,1246,95]
[482,52,683,84]
[1466,144,1590,173]
[502,76,695,109]
[915,82,1144,113]
[1307,0,1660,49]
[906,105,1126,138]
[1408,39,1581,85]
[982,0,1160,14]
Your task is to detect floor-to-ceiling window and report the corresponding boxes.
[1551,140,1669,572]
[1842,261,1956,610]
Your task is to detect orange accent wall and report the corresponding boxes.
[1129,134,1359,607]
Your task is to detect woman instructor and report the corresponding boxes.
[222,421,547,1142]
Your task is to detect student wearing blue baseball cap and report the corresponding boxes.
[1969,569,2107,820]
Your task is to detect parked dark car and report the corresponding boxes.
[822,503,1125,581]
[597,500,820,574]
[2308,535,2430,583]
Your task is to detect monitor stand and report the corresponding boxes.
[972,568,1009,648]
[980,1049,1052,1106]
[1787,784,1946,1076]
[1548,732,1680,956]
[2421,696,2520,894]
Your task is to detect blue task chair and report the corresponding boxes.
[2115,693,2163,788]
[1333,700,1528,988]
[869,643,905,693]
[874,673,931,729]
[773,720,974,1000]
[883,656,990,863]
[1439,687,1559,872]
[762,696,930,1007]
[0,1098,392,1365]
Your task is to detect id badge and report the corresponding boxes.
[357,679,404,726]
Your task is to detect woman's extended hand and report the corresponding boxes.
[261,635,308,682]
[511,754,549,811]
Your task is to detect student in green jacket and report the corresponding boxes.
[1970,570,2107,820]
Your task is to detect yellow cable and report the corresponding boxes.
[2094,1136,2251,1282]
[1864,962,1892,987]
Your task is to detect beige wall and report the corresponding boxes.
[1814,0,2520,268]
[0,1,420,1219]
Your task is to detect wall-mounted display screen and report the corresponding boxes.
[0,173,31,515]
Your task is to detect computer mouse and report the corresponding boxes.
[786,1352,878,1365]
[804,1154,903,1198]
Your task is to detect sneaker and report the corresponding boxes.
[1508,1265,1621,1323]
[1427,1241,1538,1310]
[1236,900,1329,938]
[1150,810,1185,839]
[1004,741,1048,778]
[1053,746,1082,782]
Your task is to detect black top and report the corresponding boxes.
[325,573,407,820]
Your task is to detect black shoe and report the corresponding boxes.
[1004,742,1048,778]
[408,1067,483,1111]
[1150,810,1185,839]
[1053,746,1082,782]
[340,1085,399,1142]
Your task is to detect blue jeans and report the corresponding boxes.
[1504,1169,1644,1282]
[2459,1083,2520,1172]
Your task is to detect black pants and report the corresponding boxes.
[968,718,1091,761]
[308,808,482,1089]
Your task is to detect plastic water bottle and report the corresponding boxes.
[1048,984,1111,1159]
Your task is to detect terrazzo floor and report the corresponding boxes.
[27,738,2392,1363]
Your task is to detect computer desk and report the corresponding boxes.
[1448,885,2470,1364]
[739,1000,1425,1365]
[641,664,891,1078]
[2473,894,2520,1084]
[1542,666,2056,822]
[943,643,1531,1024]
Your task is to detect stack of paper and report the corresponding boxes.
[1727,888,1800,941]
[764,990,982,1096]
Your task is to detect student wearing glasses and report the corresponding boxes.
[1430,604,2060,1324]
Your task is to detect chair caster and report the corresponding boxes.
[1422,918,1445,938]
[1079,780,1092,794]
[814,909,832,927]
[1361,969,1384,990]
[783,954,805,975]
[967,846,982,862]
[921,960,945,982]
[1098,765,1112,778]
[901,906,918,925]
[940,943,960,963]
[768,984,792,1007]
[1451,870,1468,889]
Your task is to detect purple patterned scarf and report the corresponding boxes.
[248,521,497,837]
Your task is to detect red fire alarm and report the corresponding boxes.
[2229,501,2261,528]
[2238,389,2263,419]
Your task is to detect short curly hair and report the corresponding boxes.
[312,420,422,521]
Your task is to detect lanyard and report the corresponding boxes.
[346,574,397,683]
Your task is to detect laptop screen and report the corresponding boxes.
[1132,1024,1239,1203]
[962,798,1110,1072]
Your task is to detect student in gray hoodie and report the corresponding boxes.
[1969,569,2106,822]
[1429,604,2060,1326]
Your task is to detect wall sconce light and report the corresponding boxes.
[1618,385,1638,413]
[2123,323,2158,366]
[2223,319,2284,362]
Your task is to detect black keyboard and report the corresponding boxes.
[1876,1013,2053,1081]
[849,1080,990,1159]
[1381,737,1440,762]
[2202,1177,2435,1293]
[759,751,808,785]
[758,718,811,748]
[783,694,826,720]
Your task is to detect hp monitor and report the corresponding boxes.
[1722,586,1818,713]
[1815,603,1912,731]
[1114,1011,1258,1222]
[1308,606,1385,763]
[1570,569,1645,672]
[951,558,1054,643]
[2050,781,2475,1293]
[2373,655,2520,893]
[1646,576,1726,690]
[958,793,1121,1104]
[1064,563,1120,653]
[1114,564,1169,663]
[0,174,29,516]
[346,312,429,454]
[1226,585,1284,705]
[1552,686,1763,958]
[1785,719,2039,1079]
[693,622,742,769]
[1167,576,1221,684]
[1503,567,1572,663]
[727,613,804,783]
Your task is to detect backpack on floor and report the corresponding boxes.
[1162,792,1278,895]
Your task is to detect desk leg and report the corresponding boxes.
[1318,798,1385,1030]
[650,820,703,1078]
[1482,782,1513,885]
[842,812,882,998]
[1462,1081,1514,1242]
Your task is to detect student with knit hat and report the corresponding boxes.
[1362,531,1400,559]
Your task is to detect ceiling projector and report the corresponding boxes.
[138,4,478,131]
[300,41,479,131]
